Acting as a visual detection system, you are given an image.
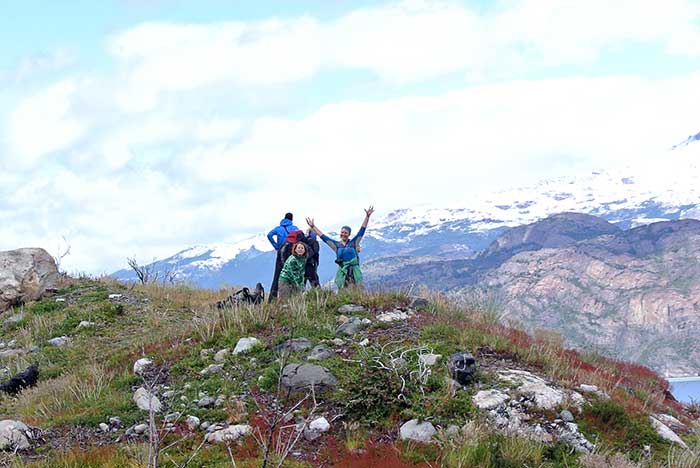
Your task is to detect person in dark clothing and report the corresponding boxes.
[303,229,320,288]
[268,213,299,301]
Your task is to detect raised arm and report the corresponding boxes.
[306,217,325,238]
[361,206,374,228]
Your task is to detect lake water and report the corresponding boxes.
[669,377,700,404]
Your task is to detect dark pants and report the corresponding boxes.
[305,262,320,288]
[269,248,285,302]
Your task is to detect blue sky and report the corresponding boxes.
[1,0,699,273]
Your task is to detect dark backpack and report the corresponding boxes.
[216,283,265,308]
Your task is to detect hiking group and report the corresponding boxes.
[267,206,375,301]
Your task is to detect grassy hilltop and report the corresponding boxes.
[0,277,698,467]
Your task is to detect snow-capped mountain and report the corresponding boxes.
[113,141,700,289]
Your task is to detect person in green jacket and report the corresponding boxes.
[278,242,308,299]
[306,206,374,289]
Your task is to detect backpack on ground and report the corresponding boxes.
[217,283,265,308]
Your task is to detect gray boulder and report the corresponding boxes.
[0,420,32,450]
[0,248,60,312]
[281,364,337,393]
[337,304,366,314]
[336,317,369,336]
[307,345,334,361]
[447,351,477,385]
[273,338,312,354]
[399,419,436,443]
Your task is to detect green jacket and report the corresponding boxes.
[279,254,307,289]
[335,257,362,289]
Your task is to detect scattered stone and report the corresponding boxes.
[473,389,510,410]
[650,416,688,448]
[498,369,545,387]
[330,338,345,346]
[198,397,216,408]
[0,420,32,450]
[109,417,122,427]
[215,396,226,407]
[76,321,96,329]
[358,338,370,347]
[133,358,153,376]
[99,423,109,432]
[337,304,366,314]
[445,425,460,436]
[3,312,25,326]
[213,349,229,363]
[376,311,410,322]
[186,415,200,431]
[577,384,610,400]
[162,390,175,399]
[560,410,575,422]
[47,336,69,347]
[447,351,476,385]
[200,364,224,375]
[304,416,331,441]
[200,348,214,359]
[273,338,312,354]
[201,422,210,430]
[307,344,334,361]
[337,315,349,324]
[55,298,66,302]
[418,353,441,367]
[108,294,122,300]
[518,382,564,410]
[399,419,436,443]
[336,317,368,336]
[409,297,430,310]
[206,425,252,444]
[0,349,25,358]
[133,388,162,413]
[165,413,181,423]
[133,424,148,435]
[281,364,338,393]
[233,337,260,355]
[555,422,595,453]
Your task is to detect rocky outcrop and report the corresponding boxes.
[281,364,337,393]
[0,248,60,312]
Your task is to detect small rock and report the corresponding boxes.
[337,304,366,314]
[568,391,586,411]
[399,419,436,443]
[650,416,688,448]
[165,412,181,423]
[577,384,610,399]
[447,351,477,385]
[55,298,66,302]
[99,423,110,432]
[473,389,510,410]
[109,417,122,427]
[376,311,410,322]
[133,423,148,435]
[358,338,370,346]
[47,336,70,347]
[213,349,229,363]
[186,415,200,431]
[233,337,260,355]
[76,321,96,329]
[304,416,330,441]
[418,353,441,367]
[337,315,349,324]
[307,345,334,361]
[0,349,25,358]
[133,387,162,413]
[560,410,575,422]
[200,364,224,375]
[0,420,31,450]
[273,338,313,354]
[200,348,214,359]
[133,358,153,376]
[198,397,216,408]
[330,338,345,346]
[336,317,368,336]
[206,424,252,443]
[3,312,25,326]
[201,422,210,430]
[519,382,564,410]
[108,294,122,300]
[281,364,337,393]
[409,297,430,310]
[445,425,460,436]
[162,390,175,399]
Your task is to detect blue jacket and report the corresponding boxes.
[267,219,299,250]
[321,226,366,263]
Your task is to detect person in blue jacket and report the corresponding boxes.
[268,213,299,301]
[306,206,374,289]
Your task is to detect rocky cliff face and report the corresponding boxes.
[365,215,700,376]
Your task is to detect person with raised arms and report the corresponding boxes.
[306,206,374,289]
